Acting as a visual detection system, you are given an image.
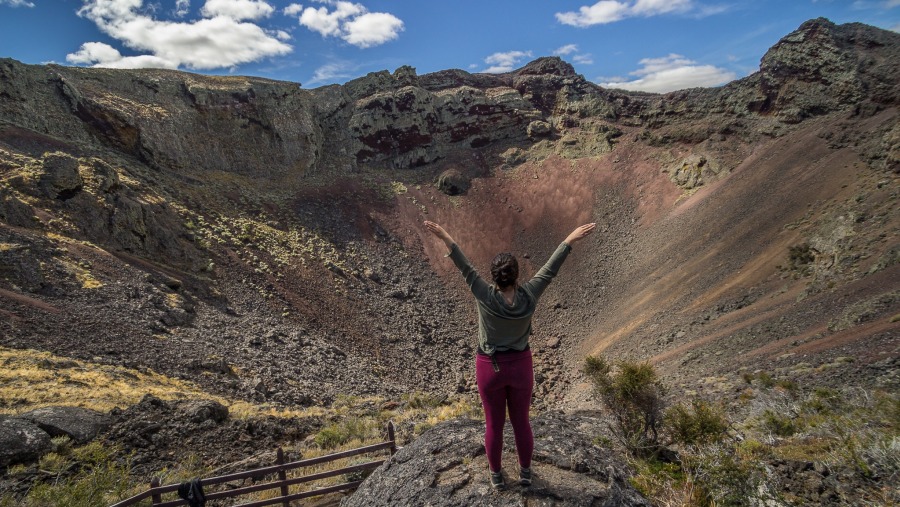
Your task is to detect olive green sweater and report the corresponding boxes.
[447,242,572,355]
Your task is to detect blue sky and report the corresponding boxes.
[1,1,898,92]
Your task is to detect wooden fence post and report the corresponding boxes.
[387,421,396,455]
[277,447,290,507]
[150,477,161,506]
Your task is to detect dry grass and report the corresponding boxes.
[0,347,327,421]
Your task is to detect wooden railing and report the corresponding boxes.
[110,421,397,507]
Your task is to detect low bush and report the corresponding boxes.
[762,409,797,437]
[0,442,135,507]
[314,417,378,449]
[584,355,666,457]
[667,399,729,445]
[682,444,765,507]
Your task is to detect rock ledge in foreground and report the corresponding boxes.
[343,411,649,507]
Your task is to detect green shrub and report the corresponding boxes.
[628,457,689,503]
[775,379,797,392]
[584,355,666,456]
[51,436,73,456]
[756,371,775,389]
[1,443,134,507]
[787,243,815,275]
[668,399,729,445]
[683,444,763,507]
[314,417,376,449]
[762,409,796,437]
[402,391,444,410]
[803,387,842,415]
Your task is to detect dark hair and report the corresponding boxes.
[491,252,519,289]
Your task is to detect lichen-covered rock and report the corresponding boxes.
[436,169,471,196]
[343,412,649,507]
[667,154,723,189]
[500,147,527,167]
[18,406,112,445]
[527,120,551,138]
[182,400,228,424]
[0,416,52,467]
[0,186,35,227]
[36,151,82,199]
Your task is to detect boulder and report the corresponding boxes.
[436,169,471,196]
[19,406,113,445]
[0,187,35,227]
[343,412,649,506]
[527,120,551,138]
[182,400,229,424]
[0,416,52,467]
[668,154,723,190]
[36,151,82,199]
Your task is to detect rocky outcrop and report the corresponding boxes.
[343,412,649,506]
[666,154,725,190]
[0,416,52,468]
[18,406,112,445]
[3,150,203,270]
[751,18,900,122]
[636,18,900,128]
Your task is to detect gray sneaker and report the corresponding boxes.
[519,467,532,486]
[490,471,505,489]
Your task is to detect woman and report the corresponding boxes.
[424,220,596,489]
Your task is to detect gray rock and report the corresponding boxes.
[0,416,52,467]
[182,400,229,424]
[19,406,112,445]
[0,187,35,227]
[527,120,551,138]
[436,169,471,196]
[343,412,649,507]
[36,151,82,199]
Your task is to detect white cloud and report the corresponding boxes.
[307,61,355,85]
[886,0,900,7]
[68,0,292,70]
[284,3,303,16]
[556,0,706,26]
[343,12,403,47]
[482,50,533,73]
[0,0,35,6]
[891,22,900,32]
[597,53,736,93]
[553,44,593,66]
[66,42,178,69]
[573,53,594,65]
[200,0,274,21]
[296,0,403,48]
[554,44,579,55]
[175,0,190,17]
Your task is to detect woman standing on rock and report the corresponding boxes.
[424,220,596,489]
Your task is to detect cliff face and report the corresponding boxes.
[1,18,897,180]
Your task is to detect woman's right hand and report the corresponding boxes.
[564,223,596,245]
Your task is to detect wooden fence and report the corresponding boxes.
[110,421,396,507]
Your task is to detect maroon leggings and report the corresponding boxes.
[476,349,534,472]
